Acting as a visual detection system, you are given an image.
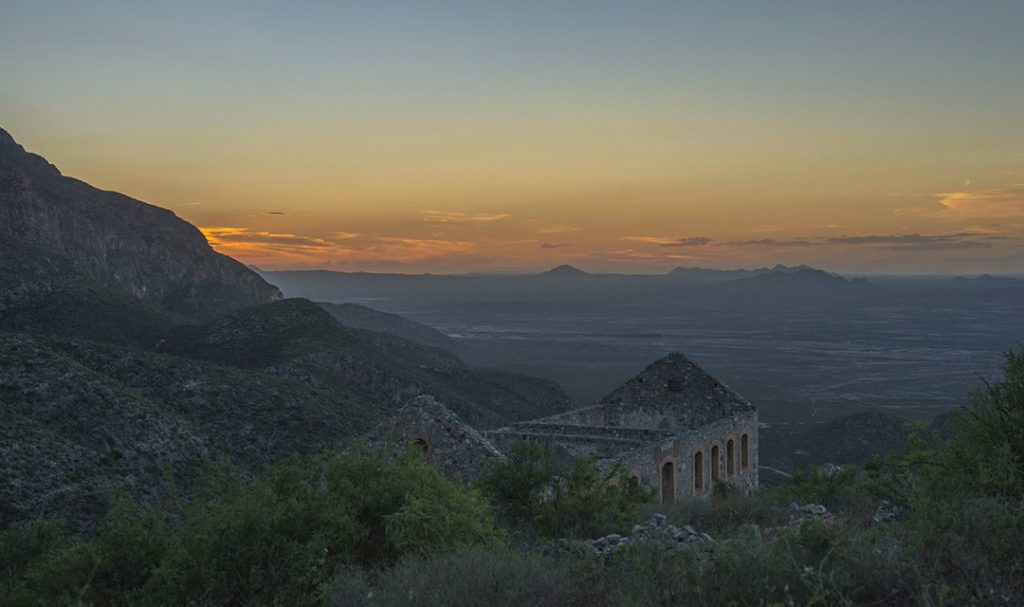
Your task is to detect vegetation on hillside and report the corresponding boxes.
[2,347,1022,606]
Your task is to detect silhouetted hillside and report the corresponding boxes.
[0,130,573,531]
[319,301,455,351]
[0,127,281,318]
[538,264,590,277]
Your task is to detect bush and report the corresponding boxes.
[478,442,650,539]
[325,547,593,607]
[0,451,501,607]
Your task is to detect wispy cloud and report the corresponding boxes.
[421,210,510,223]
[729,238,816,247]
[825,233,992,250]
[201,227,333,248]
[540,242,571,249]
[620,236,677,245]
[200,226,477,268]
[535,223,582,234]
[658,236,713,248]
[937,187,1024,218]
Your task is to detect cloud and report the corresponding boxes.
[421,210,510,223]
[620,236,677,245]
[267,211,285,215]
[200,227,333,248]
[619,235,713,247]
[540,242,571,249]
[729,238,816,247]
[200,226,477,269]
[535,223,582,234]
[658,236,713,248]
[938,187,1024,218]
[825,233,992,250]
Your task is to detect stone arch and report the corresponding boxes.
[408,434,433,460]
[710,443,721,484]
[726,438,735,478]
[660,459,676,505]
[626,471,641,491]
[741,433,750,471]
[693,450,704,494]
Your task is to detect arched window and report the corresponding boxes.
[693,451,704,494]
[726,439,735,478]
[741,434,749,471]
[409,436,432,460]
[660,461,675,505]
[710,444,720,484]
[626,474,641,491]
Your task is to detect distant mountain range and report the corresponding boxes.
[951,274,1023,285]
[258,262,873,309]
[0,128,570,530]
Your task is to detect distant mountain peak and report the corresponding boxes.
[539,264,589,277]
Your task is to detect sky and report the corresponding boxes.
[2,1,1023,274]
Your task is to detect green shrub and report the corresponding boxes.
[478,442,649,539]
[325,547,593,607]
[1,451,501,607]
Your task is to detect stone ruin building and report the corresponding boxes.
[364,352,758,503]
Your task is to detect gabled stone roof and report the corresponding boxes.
[363,395,503,480]
[597,352,754,430]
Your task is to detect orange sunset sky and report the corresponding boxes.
[2,1,1022,274]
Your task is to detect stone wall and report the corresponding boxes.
[486,421,674,458]
[363,395,504,481]
[603,412,759,503]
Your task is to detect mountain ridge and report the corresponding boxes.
[0,127,281,318]
[0,129,573,530]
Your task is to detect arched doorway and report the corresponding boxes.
[693,451,704,494]
[661,461,675,505]
[711,444,720,484]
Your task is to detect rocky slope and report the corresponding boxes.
[0,127,281,318]
[0,129,572,530]
[0,330,370,529]
[761,411,915,472]
[159,298,571,429]
[318,301,456,351]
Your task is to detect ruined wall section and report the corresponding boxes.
[363,395,504,481]
[486,423,673,458]
[601,412,759,502]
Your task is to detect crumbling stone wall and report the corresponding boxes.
[363,395,504,481]
[486,422,674,458]
[595,412,759,502]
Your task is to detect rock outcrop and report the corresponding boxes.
[0,127,281,318]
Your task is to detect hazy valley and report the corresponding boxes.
[262,266,1024,469]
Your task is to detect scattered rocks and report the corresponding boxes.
[789,502,836,526]
[561,513,717,559]
[873,499,898,523]
[819,463,843,477]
